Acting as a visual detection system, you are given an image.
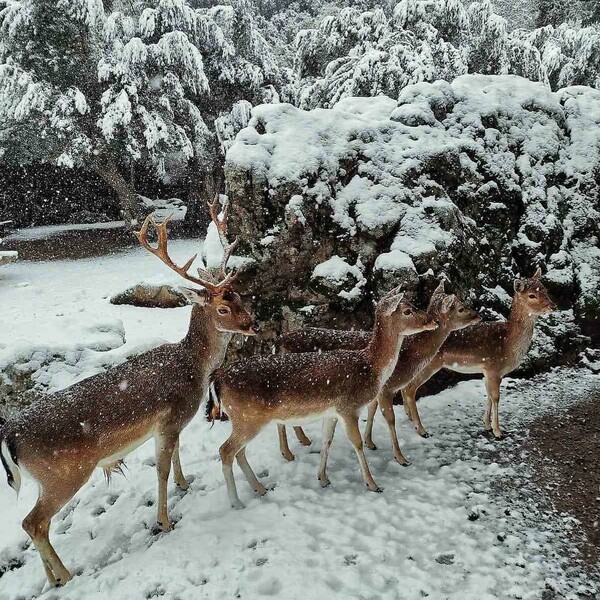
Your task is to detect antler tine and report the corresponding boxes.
[206,193,239,280]
[135,212,219,293]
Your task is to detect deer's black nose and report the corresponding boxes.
[251,323,260,333]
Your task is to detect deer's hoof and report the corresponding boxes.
[255,484,268,497]
[157,520,175,533]
[176,480,190,491]
[231,500,245,510]
[367,484,383,493]
[365,441,377,451]
[54,573,73,587]
[298,436,312,446]
[396,457,411,467]
[282,452,295,462]
[318,476,331,488]
[418,430,430,438]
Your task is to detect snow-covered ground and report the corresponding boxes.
[0,245,598,599]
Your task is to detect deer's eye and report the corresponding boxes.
[458,307,464,313]
[403,309,413,316]
[217,307,231,315]
[528,294,536,299]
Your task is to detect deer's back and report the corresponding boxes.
[4,342,201,456]
[440,321,511,371]
[215,351,379,419]
[276,327,370,353]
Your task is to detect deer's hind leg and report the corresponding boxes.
[220,422,262,509]
[23,466,93,586]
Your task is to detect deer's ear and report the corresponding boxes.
[381,293,404,316]
[432,280,445,296]
[382,285,402,300]
[441,294,456,313]
[532,267,542,279]
[180,287,211,306]
[514,279,526,293]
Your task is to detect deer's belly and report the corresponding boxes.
[275,407,339,427]
[445,362,485,374]
[97,429,154,468]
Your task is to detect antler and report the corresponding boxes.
[135,214,235,293]
[207,194,239,280]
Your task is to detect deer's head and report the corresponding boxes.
[428,281,481,331]
[180,287,258,335]
[136,195,258,336]
[514,267,556,316]
[377,286,438,336]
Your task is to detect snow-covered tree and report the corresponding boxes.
[526,23,600,90]
[293,0,598,110]
[0,0,278,224]
[535,0,600,28]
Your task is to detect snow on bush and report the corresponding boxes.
[225,74,599,368]
[294,0,600,109]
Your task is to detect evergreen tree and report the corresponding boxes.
[0,0,278,224]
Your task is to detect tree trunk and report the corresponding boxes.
[94,157,139,228]
[185,158,222,232]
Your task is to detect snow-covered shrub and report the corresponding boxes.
[225,74,599,368]
[293,0,599,109]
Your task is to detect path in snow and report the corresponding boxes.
[0,244,598,600]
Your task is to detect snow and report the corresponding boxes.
[4,222,126,242]
[0,246,598,599]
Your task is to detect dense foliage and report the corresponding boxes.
[0,0,599,224]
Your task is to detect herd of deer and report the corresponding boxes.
[0,199,556,587]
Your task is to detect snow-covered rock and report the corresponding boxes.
[225,74,600,367]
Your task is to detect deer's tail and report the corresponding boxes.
[206,373,229,423]
[0,419,21,495]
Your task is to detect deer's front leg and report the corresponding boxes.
[294,426,311,446]
[278,425,295,462]
[236,448,267,496]
[484,372,502,439]
[317,418,337,487]
[402,386,429,438]
[155,433,178,531]
[363,399,378,450]
[341,413,382,493]
[379,388,410,465]
[172,438,189,490]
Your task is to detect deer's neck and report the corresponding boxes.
[505,297,537,365]
[185,304,232,378]
[366,315,404,385]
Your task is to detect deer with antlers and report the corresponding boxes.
[207,287,437,509]
[0,196,257,587]
[275,282,481,463]
[401,268,555,439]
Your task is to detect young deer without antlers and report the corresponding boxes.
[402,268,555,439]
[0,197,257,587]
[276,282,480,462]
[207,288,437,509]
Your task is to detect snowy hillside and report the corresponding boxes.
[225,74,600,367]
[0,250,598,599]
